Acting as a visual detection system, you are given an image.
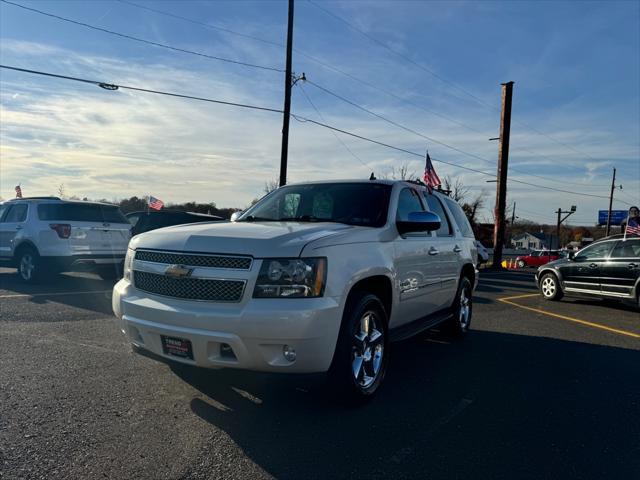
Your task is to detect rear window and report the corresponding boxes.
[443,198,475,238]
[38,203,128,223]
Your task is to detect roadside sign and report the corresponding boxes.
[598,210,627,225]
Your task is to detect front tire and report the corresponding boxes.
[540,272,563,301]
[328,292,389,401]
[444,276,473,337]
[16,247,42,284]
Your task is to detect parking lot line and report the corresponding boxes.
[0,290,112,299]
[498,295,640,339]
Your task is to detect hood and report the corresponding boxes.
[129,221,354,258]
[540,258,570,269]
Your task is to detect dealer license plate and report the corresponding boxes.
[161,335,193,360]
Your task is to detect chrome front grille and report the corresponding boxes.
[134,271,245,302]
[135,250,252,270]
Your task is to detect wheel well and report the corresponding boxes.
[460,263,475,285]
[13,241,38,259]
[347,275,393,319]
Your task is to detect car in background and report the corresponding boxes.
[127,210,223,236]
[515,250,561,268]
[476,240,489,265]
[536,234,640,309]
[0,197,131,282]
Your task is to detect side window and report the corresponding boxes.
[577,241,614,260]
[610,240,640,258]
[396,188,424,221]
[0,204,8,222]
[423,194,452,237]
[4,204,28,222]
[444,198,474,238]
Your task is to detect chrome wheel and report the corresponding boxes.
[541,276,556,298]
[19,253,35,281]
[352,311,384,389]
[458,287,471,330]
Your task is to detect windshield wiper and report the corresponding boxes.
[240,215,280,222]
[278,215,321,222]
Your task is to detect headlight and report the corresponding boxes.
[253,258,326,298]
[123,248,134,281]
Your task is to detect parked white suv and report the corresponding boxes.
[0,197,131,282]
[113,180,478,399]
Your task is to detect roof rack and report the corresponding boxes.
[7,196,61,201]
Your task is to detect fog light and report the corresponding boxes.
[282,345,296,362]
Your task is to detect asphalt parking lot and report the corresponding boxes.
[1,267,638,480]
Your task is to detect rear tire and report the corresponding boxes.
[444,276,473,338]
[539,272,563,301]
[328,292,389,402]
[15,247,42,284]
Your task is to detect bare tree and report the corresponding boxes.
[381,163,417,181]
[57,183,66,198]
[264,178,279,194]
[442,176,469,202]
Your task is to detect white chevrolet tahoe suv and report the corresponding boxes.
[113,180,478,399]
[0,197,131,282]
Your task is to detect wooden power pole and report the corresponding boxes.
[279,0,295,187]
[492,81,514,268]
[605,167,617,236]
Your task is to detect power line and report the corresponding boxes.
[305,79,613,191]
[306,0,494,111]
[116,0,284,49]
[297,84,372,170]
[111,0,613,187]
[0,0,284,73]
[0,63,626,203]
[305,0,621,173]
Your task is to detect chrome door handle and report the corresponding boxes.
[453,245,462,253]
[428,247,439,256]
[629,263,639,269]
[589,263,598,268]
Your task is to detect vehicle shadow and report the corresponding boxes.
[168,330,640,480]
[0,269,115,317]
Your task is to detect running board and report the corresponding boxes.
[389,308,453,342]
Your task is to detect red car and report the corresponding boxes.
[516,250,561,268]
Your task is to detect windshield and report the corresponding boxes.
[238,183,392,227]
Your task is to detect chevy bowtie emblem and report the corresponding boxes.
[164,264,193,279]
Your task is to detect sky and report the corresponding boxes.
[1,0,639,226]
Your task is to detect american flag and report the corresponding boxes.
[423,152,441,193]
[15,185,22,198]
[626,217,640,236]
[148,195,164,210]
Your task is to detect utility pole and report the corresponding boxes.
[605,167,617,236]
[492,81,514,268]
[279,0,294,187]
[556,205,577,249]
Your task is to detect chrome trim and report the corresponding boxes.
[132,271,247,303]
[564,287,633,299]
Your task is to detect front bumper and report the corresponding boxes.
[112,279,342,373]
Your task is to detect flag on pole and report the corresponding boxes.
[15,184,22,198]
[624,206,640,239]
[148,195,164,211]
[423,152,441,193]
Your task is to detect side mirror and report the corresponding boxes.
[397,211,441,235]
[230,211,242,222]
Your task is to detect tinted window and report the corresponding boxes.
[4,204,28,222]
[0,204,9,222]
[38,203,128,223]
[444,198,474,238]
[396,188,424,221]
[423,194,452,237]
[576,241,614,260]
[610,239,640,258]
[240,183,392,228]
